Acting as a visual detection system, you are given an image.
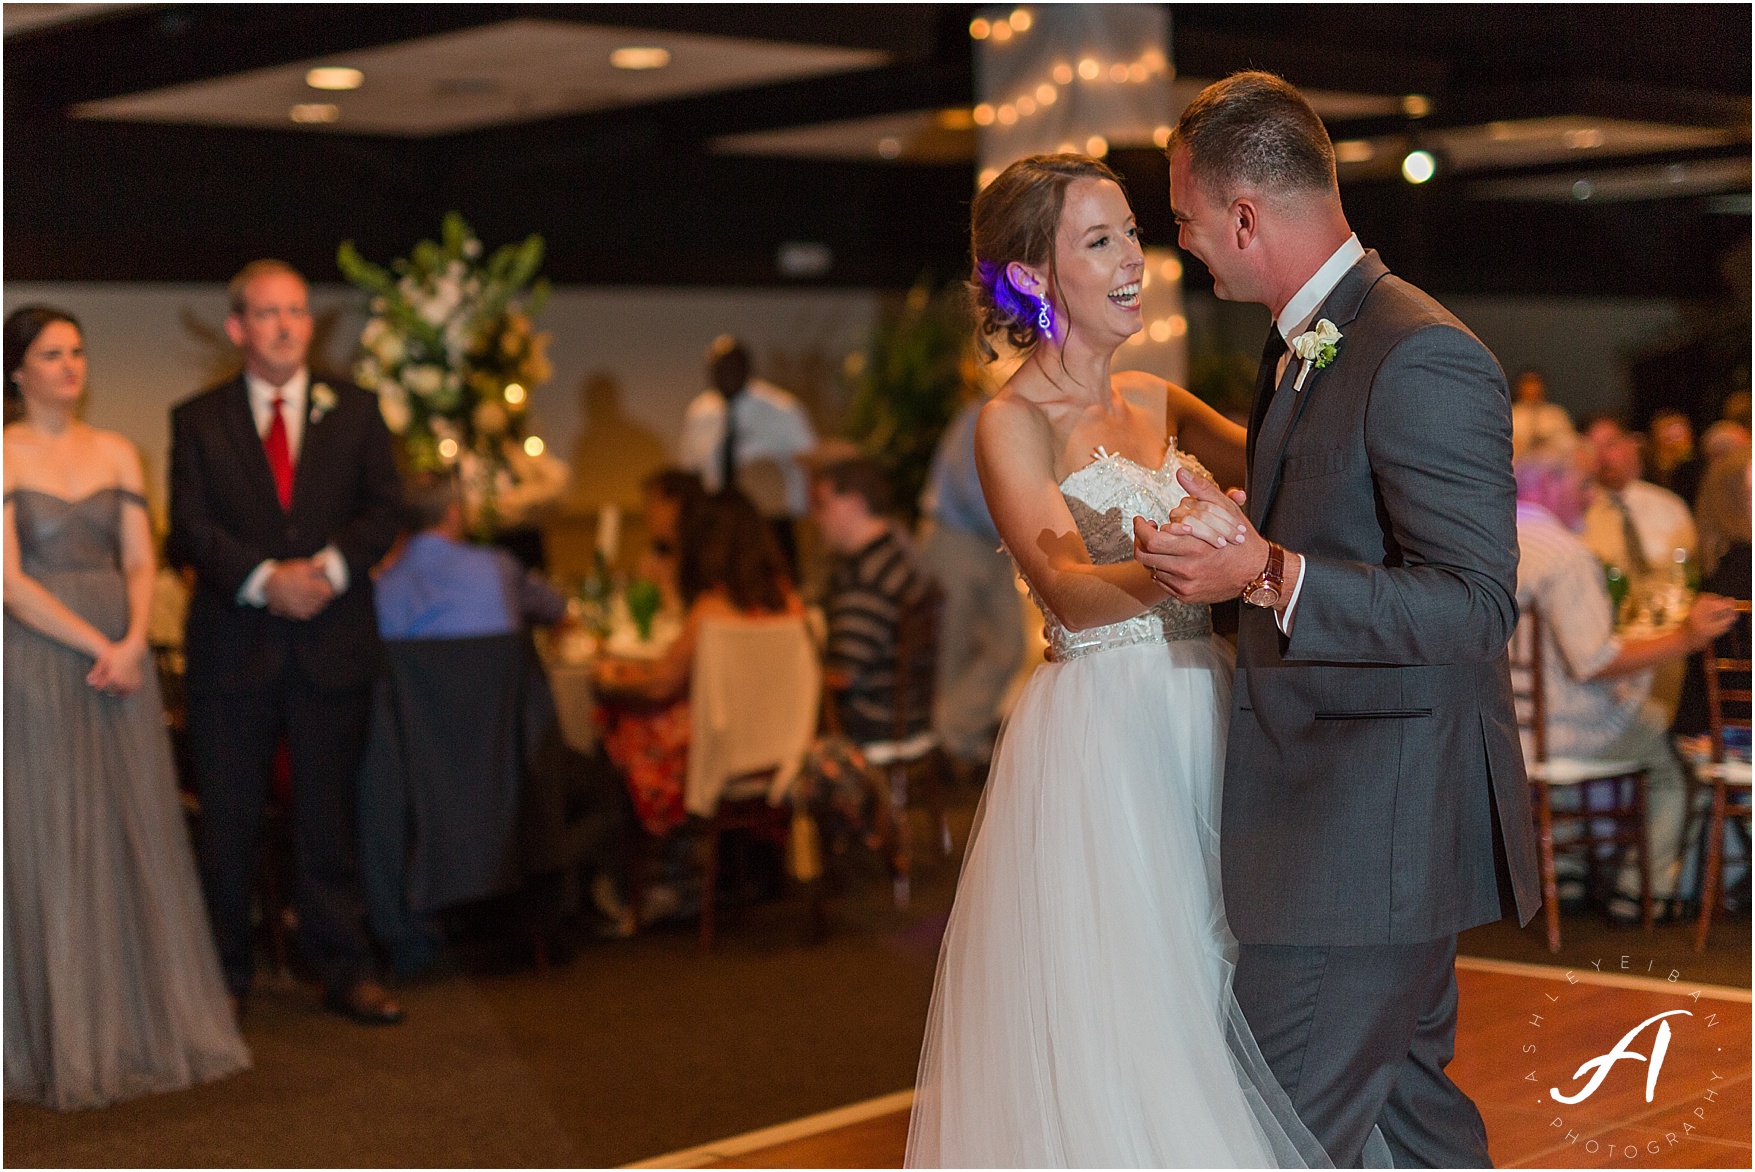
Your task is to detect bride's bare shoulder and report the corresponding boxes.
[975,387,1054,471]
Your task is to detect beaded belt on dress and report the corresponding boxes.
[1047,603,1213,662]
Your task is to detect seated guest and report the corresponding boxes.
[1513,455,1738,918]
[1675,446,1752,738]
[1510,367,1577,459]
[374,474,566,639]
[1645,408,1705,507]
[636,468,704,613]
[1701,391,1752,464]
[810,455,933,747]
[592,489,803,915]
[1579,413,1697,579]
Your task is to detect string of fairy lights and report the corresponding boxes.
[970,7,1175,190]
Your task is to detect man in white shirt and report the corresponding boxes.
[1134,70,1539,1169]
[1579,413,1697,577]
[1510,368,1578,459]
[676,336,816,569]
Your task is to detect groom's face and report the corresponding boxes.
[1169,146,1250,302]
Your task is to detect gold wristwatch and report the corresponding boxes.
[1242,543,1287,609]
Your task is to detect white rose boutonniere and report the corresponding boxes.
[309,382,338,424]
[1289,318,1342,391]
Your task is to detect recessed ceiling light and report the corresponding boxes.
[1401,149,1436,184]
[610,46,671,70]
[305,66,364,91]
[1402,94,1432,118]
[289,103,340,124]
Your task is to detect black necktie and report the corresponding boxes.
[1247,327,1287,478]
[719,393,740,492]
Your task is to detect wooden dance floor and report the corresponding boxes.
[631,957,1751,1169]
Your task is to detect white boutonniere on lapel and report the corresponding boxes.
[309,382,337,425]
[1289,319,1342,392]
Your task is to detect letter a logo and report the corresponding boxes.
[1552,1011,1691,1105]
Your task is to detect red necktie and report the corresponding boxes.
[264,396,294,511]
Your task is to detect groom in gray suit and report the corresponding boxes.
[1135,73,1541,1167]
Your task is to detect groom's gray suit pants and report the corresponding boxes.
[1234,935,1491,1168]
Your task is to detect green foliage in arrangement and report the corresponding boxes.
[842,279,972,524]
[337,213,552,476]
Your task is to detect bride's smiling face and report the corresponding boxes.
[1008,177,1144,349]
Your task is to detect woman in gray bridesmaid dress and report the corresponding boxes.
[4,306,249,1111]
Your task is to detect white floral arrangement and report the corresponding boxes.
[338,213,566,530]
[1289,318,1342,391]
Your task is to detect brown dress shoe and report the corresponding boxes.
[323,978,405,1025]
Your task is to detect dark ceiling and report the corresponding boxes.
[6,4,1750,297]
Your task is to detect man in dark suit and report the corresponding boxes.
[1135,73,1541,1166]
[169,259,405,1024]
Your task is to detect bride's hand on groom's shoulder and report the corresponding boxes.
[1134,471,1265,604]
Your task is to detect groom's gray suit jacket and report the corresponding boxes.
[1224,250,1542,947]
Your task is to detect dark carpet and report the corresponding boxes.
[7,784,1747,1168]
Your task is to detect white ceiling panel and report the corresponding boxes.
[72,18,888,136]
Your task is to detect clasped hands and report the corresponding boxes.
[265,557,335,621]
[1132,468,1266,604]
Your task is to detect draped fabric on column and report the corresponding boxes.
[972,4,1187,385]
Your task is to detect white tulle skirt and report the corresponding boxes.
[905,637,1330,1168]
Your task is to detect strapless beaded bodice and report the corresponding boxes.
[1029,441,1213,662]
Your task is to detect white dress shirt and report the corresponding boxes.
[237,367,349,607]
[1580,479,1698,575]
[677,378,818,517]
[1267,234,1365,632]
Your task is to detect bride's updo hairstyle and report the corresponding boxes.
[969,153,1124,362]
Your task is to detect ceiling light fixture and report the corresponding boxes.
[1402,94,1432,118]
[289,103,340,124]
[1335,139,1375,164]
[305,66,364,91]
[609,46,671,70]
[1401,149,1436,184]
[877,136,902,159]
[1085,135,1108,157]
[969,17,991,40]
[1009,9,1032,32]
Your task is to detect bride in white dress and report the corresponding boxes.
[905,155,1331,1168]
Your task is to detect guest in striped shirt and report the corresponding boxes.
[810,456,933,746]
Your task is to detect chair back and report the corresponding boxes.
[362,633,529,913]
[1704,599,1753,766]
[687,613,821,816]
[1509,602,1549,764]
[891,580,944,744]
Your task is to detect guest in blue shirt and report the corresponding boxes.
[918,395,1023,776]
[375,475,566,639]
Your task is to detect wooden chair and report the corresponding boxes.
[823,582,953,909]
[1513,603,1653,951]
[1691,599,1752,950]
[686,615,821,952]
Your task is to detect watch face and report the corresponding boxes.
[1245,585,1280,608]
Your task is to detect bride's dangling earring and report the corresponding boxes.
[1036,295,1053,337]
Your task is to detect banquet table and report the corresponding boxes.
[541,608,682,756]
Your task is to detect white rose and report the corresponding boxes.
[376,382,411,433]
[1312,318,1341,346]
[372,329,405,367]
[1290,331,1324,361]
[403,364,445,398]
